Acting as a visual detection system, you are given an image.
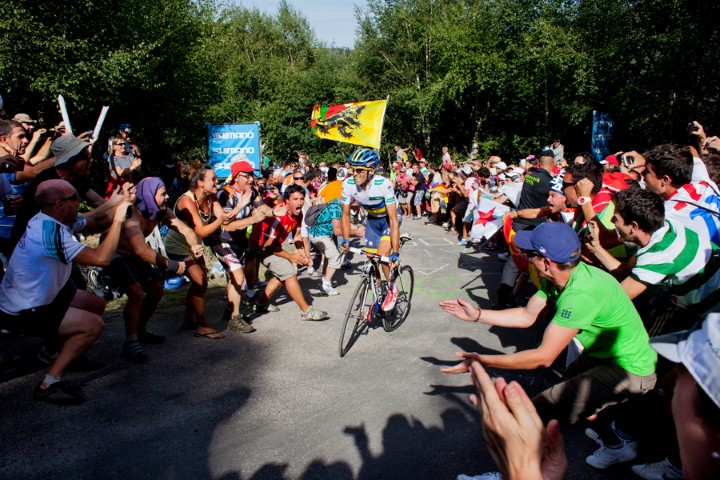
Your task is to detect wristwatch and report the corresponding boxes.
[578,196,592,206]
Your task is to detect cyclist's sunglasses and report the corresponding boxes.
[352,167,372,173]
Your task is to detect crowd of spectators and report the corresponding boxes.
[1,98,719,479]
[433,128,720,479]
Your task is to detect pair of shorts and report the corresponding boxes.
[452,198,469,216]
[533,355,657,425]
[246,245,297,281]
[430,195,447,213]
[104,255,163,293]
[462,206,474,223]
[262,254,296,282]
[309,235,342,269]
[211,243,244,273]
[398,191,413,204]
[413,190,425,206]
[365,213,403,250]
[0,280,76,338]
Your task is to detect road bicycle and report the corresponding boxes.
[339,233,414,357]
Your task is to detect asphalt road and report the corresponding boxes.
[1,219,649,479]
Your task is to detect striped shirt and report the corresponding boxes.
[0,213,86,314]
[632,219,720,314]
[665,180,720,248]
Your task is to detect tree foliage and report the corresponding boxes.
[2,0,719,177]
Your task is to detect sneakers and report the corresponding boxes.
[412,215,422,220]
[300,306,329,321]
[137,329,165,344]
[34,380,87,405]
[631,458,683,480]
[122,339,149,363]
[442,221,451,230]
[254,301,280,314]
[322,283,340,296]
[228,315,256,333]
[585,422,638,450]
[309,269,323,279]
[456,473,501,480]
[586,441,637,469]
[381,283,399,312]
[457,239,468,246]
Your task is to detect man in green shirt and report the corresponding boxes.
[440,222,657,469]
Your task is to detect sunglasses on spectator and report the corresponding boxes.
[115,142,127,146]
[60,192,79,202]
[293,176,304,180]
[520,249,542,259]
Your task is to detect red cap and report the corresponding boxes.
[231,160,256,178]
[601,155,619,166]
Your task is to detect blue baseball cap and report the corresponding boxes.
[514,222,581,263]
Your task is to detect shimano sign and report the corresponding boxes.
[207,122,261,179]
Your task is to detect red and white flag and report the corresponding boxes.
[469,196,510,241]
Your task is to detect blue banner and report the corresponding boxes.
[207,122,261,179]
[591,111,614,162]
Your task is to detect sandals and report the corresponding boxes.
[193,330,225,340]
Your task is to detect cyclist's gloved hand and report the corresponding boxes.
[389,252,400,266]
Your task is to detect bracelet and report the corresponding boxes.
[167,259,180,275]
[474,308,481,322]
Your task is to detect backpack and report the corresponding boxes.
[304,203,327,227]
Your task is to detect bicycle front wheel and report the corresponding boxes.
[339,277,373,357]
[382,265,414,332]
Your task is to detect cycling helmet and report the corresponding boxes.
[348,148,379,169]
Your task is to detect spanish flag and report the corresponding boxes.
[311,99,388,149]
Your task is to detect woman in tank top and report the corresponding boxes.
[164,164,230,338]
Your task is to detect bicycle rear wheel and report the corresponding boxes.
[339,277,373,357]
[382,265,414,332]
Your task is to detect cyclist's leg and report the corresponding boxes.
[376,214,402,283]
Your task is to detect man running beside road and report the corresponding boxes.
[339,148,401,311]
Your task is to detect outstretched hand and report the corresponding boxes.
[439,297,480,322]
[469,361,567,480]
[272,204,288,217]
[441,351,483,375]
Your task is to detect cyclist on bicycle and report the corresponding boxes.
[339,148,401,311]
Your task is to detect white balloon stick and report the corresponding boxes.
[91,106,110,144]
[57,94,73,134]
